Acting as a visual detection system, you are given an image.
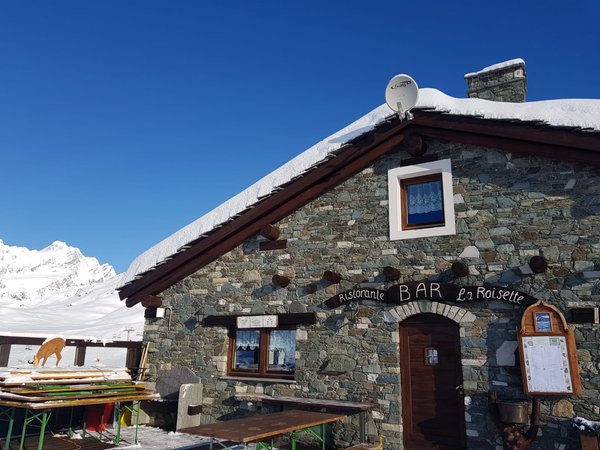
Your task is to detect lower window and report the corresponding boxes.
[229,327,296,379]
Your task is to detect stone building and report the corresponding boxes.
[118,59,600,449]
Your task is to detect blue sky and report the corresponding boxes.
[1,1,599,273]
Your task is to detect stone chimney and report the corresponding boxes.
[464,59,527,102]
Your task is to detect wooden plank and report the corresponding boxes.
[179,409,346,443]
[0,375,132,386]
[4,382,145,394]
[259,240,287,251]
[204,312,316,327]
[235,393,376,412]
[0,387,152,402]
[0,392,159,409]
[0,367,129,375]
[0,368,129,378]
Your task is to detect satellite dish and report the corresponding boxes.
[385,74,419,119]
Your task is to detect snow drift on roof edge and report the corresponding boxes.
[119,88,600,289]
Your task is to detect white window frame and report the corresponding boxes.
[388,159,456,240]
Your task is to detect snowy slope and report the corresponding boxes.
[0,240,144,341]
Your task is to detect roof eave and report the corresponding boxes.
[119,111,600,307]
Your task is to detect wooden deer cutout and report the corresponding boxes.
[29,337,66,367]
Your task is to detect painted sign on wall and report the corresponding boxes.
[324,281,537,309]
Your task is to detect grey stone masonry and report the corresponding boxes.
[465,60,527,102]
[142,139,599,450]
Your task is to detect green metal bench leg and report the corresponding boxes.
[19,409,51,450]
[0,407,15,450]
[132,401,140,444]
[115,402,122,444]
[293,423,327,450]
[36,412,51,450]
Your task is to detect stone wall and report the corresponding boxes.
[142,139,599,449]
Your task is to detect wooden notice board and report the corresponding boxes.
[518,300,581,396]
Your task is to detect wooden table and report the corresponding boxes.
[235,393,376,442]
[179,409,347,450]
[0,393,159,450]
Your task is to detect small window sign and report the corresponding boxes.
[425,347,439,366]
[237,315,278,329]
[534,313,552,332]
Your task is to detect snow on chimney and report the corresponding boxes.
[464,59,527,103]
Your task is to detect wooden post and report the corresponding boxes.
[126,343,143,374]
[451,261,470,277]
[529,256,548,273]
[0,344,11,367]
[141,295,163,308]
[74,345,87,366]
[323,271,342,284]
[403,134,427,157]
[272,275,291,288]
[383,266,400,281]
[260,224,280,240]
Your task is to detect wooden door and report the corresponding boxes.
[400,314,466,450]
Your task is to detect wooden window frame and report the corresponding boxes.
[227,325,296,380]
[400,173,445,230]
[388,159,456,241]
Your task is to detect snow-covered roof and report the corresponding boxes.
[119,88,600,290]
[464,58,525,78]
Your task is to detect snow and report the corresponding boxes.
[119,88,600,292]
[418,88,600,130]
[572,416,600,436]
[464,58,525,78]
[0,240,145,366]
[93,426,214,449]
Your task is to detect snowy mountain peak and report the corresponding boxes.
[0,240,115,306]
[0,240,144,344]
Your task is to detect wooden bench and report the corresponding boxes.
[235,393,377,441]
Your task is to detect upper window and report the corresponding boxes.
[388,159,455,240]
[228,326,296,379]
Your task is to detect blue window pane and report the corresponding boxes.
[406,180,444,226]
[268,330,296,373]
[234,330,260,370]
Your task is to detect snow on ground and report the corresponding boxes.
[49,426,215,450]
[119,88,600,291]
[77,425,294,449]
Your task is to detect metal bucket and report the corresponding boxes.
[497,399,530,424]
